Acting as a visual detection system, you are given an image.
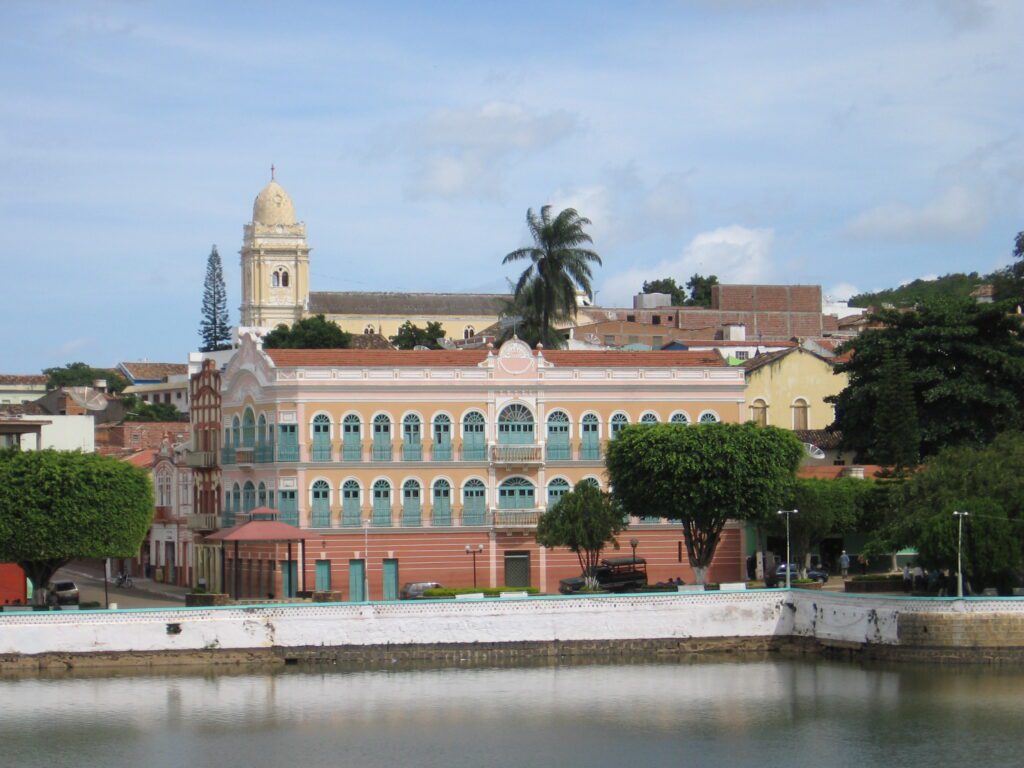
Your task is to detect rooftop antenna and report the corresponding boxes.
[270,163,275,181]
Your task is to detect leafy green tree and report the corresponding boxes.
[607,422,803,584]
[497,275,552,347]
[769,478,871,571]
[199,245,232,352]
[642,278,686,306]
[871,348,920,471]
[864,433,1024,592]
[390,320,446,350]
[262,314,353,349]
[685,273,718,306]
[503,206,601,348]
[535,480,627,589]
[0,449,153,603]
[992,231,1024,303]
[830,299,1024,462]
[43,362,128,394]
[120,395,188,423]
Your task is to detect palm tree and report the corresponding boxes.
[502,206,601,348]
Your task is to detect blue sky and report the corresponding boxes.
[4,1,1023,372]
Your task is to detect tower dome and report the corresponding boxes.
[252,178,296,226]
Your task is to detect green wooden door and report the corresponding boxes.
[315,560,331,592]
[281,560,298,598]
[349,559,365,602]
[383,558,399,601]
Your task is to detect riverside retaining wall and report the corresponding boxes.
[3,590,1024,671]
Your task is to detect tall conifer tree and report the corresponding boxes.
[199,245,231,352]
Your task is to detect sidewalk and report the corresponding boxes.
[61,567,189,602]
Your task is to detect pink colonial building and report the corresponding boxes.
[205,335,748,600]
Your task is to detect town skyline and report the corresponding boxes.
[4,1,1022,371]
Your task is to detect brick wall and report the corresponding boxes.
[712,285,822,313]
[105,422,191,450]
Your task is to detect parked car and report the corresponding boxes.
[48,581,80,605]
[765,563,829,587]
[559,557,648,594]
[400,581,442,599]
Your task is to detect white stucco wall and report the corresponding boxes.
[18,415,95,452]
[2,591,1022,658]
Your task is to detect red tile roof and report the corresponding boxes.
[119,362,188,382]
[265,348,726,368]
[121,449,157,468]
[0,374,47,385]
[206,518,314,541]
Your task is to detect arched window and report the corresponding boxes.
[610,413,629,440]
[273,267,289,288]
[256,413,267,446]
[699,411,720,424]
[364,324,376,335]
[581,413,600,460]
[271,271,279,288]
[432,479,452,526]
[311,480,331,528]
[432,414,452,461]
[498,403,534,445]
[372,479,391,526]
[464,325,475,340]
[342,480,361,527]
[670,412,690,426]
[227,483,240,526]
[257,481,267,508]
[342,414,361,460]
[792,398,809,431]
[547,478,570,509]
[546,410,571,460]
[498,477,535,510]
[231,415,240,449]
[402,414,422,461]
[751,399,768,427]
[402,480,421,527]
[582,477,601,489]
[242,481,256,513]
[462,479,486,525]
[372,414,392,461]
[156,469,172,507]
[311,413,331,461]
[462,411,486,460]
[640,413,659,425]
[242,408,256,448]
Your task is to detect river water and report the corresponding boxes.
[2,658,1021,768]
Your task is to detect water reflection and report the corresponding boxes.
[2,659,1021,768]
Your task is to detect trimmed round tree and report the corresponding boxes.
[535,480,626,589]
[606,422,803,584]
[0,449,154,603]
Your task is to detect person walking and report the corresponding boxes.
[840,551,850,579]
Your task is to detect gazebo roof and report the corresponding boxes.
[205,517,314,542]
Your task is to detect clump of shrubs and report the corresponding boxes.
[422,586,541,598]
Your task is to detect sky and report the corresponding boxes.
[3,0,1023,372]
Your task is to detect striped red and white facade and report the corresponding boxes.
[202,335,748,599]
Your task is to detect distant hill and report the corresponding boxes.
[848,272,986,308]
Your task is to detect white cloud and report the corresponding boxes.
[825,282,860,301]
[409,102,578,199]
[844,185,988,241]
[599,225,775,306]
[549,185,613,240]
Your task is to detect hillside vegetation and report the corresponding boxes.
[848,273,985,308]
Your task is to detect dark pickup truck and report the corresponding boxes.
[558,557,648,594]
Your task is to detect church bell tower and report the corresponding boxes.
[239,168,310,328]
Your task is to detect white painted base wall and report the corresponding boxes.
[1,591,1022,658]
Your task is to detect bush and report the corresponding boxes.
[850,574,900,582]
[422,586,541,597]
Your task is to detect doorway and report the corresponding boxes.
[504,551,530,587]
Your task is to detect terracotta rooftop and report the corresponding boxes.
[265,348,726,368]
[350,333,396,350]
[118,362,188,382]
[0,374,47,386]
[794,429,843,450]
[206,518,314,542]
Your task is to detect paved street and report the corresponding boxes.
[54,568,186,609]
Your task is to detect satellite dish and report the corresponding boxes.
[412,345,431,351]
[803,442,826,459]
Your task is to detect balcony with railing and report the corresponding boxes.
[579,443,602,461]
[277,442,299,462]
[254,442,275,463]
[311,444,333,462]
[432,444,453,461]
[186,512,220,531]
[491,508,543,528]
[402,444,422,462]
[342,444,362,461]
[220,446,236,465]
[234,446,255,466]
[461,445,487,461]
[490,444,543,465]
[545,443,571,461]
[372,445,393,462]
[185,450,216,469]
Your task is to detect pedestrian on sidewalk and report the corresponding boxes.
[839,551,850,578]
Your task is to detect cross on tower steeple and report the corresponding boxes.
[270,163,275,181]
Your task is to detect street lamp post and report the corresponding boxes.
[466,543,484,588]
[629,538,639,562]
[953,510,969,598]
[777,509,798,589]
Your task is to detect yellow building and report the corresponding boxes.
[238,173,508,340]
[743,347,847,431]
